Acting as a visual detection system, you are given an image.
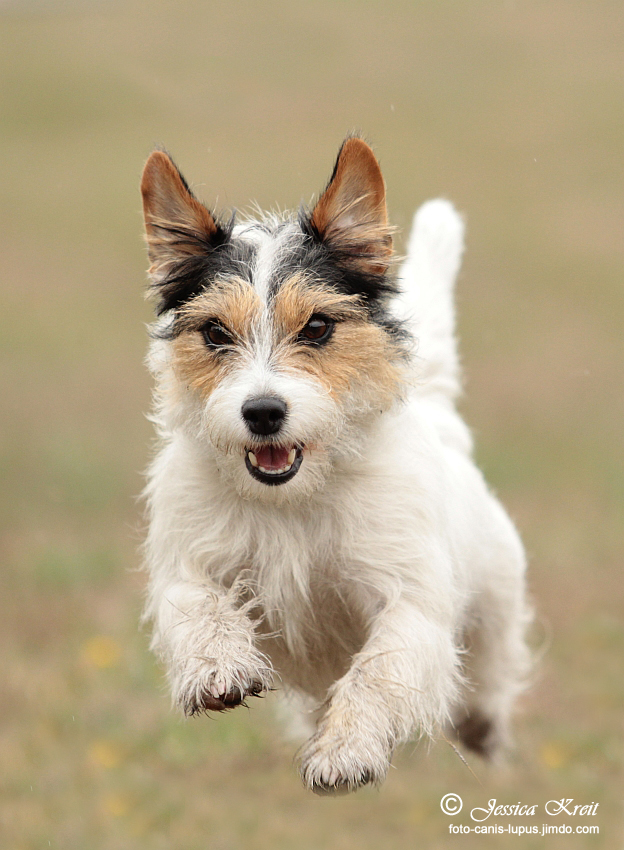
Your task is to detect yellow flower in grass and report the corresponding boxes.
[89,740,123,769]
[103,792,131,818]
[540,741,568,769]
[82,635,121,668]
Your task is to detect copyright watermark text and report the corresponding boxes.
[440,795,600,837]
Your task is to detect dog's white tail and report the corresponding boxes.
[394,200,465,404]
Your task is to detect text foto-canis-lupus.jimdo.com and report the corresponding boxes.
[140,138,532,794]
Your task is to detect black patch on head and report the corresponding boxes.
[151,219,260,340]
[151,210,410,354]
[297,209,400,305]
[151,212,246,315]
[262,212,412,354]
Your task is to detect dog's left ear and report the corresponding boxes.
[309,138,392,275]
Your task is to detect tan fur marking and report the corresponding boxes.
[171,279,261,401]
[273,275,366,338]
[171,334,228,401]
[273,276,403,407]
[175,279,261,341]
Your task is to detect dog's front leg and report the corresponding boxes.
[299,600,461,794]
[149,579,273,716]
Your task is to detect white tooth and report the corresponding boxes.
[256,461,295,475]
[287,449,296,466]
[248,451,258,468]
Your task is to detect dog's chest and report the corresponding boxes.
[215,500,370,683]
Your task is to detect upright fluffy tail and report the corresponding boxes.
[394,200,465,403]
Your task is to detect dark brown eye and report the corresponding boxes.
[201,321,233,348]
[299,315,334,344]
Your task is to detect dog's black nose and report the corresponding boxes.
[241,397,288,435]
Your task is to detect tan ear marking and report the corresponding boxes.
[310,138,392,273]
[140,151,218,270]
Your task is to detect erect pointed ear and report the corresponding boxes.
[140,150,221,277]
[309,138,392,274]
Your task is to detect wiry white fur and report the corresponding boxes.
[143,201,531,794]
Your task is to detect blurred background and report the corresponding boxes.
[1,1,622,847]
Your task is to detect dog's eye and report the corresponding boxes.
[299,315,334,345]
[201,321,233,348]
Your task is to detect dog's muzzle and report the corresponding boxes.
[241,396,303,485]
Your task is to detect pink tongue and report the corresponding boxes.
[255,445,290,470]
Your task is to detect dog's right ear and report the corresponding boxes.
[140,151,221,279]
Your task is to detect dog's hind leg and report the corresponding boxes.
[454,583,532,759]
[274,689,319,743]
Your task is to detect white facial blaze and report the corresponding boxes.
[150,218,402,502]
[163,225,344,498]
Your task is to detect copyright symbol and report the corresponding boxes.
[441,793,463,815]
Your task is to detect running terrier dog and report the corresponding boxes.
[140,138,531,794]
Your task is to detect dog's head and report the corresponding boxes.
[141,138,410,502]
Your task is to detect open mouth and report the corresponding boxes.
[245,445,304,486]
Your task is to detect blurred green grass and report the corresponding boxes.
[0,1,622,847]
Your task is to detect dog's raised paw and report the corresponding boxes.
[175,662,272,716]
[185,678,265,714]
[299,735,389,795]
